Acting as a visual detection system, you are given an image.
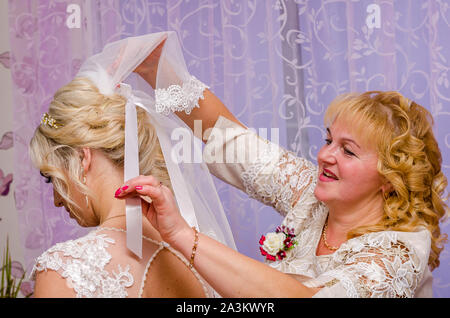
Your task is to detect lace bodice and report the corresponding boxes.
[204,116,433,298]
[30,228,212,298]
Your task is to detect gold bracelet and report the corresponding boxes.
[189,226,199,269]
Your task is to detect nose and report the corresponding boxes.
[53,188,64,208]
[318,143,338,165]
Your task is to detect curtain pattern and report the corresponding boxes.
[7,0,450,297]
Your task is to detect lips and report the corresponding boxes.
[63,206,73,218]
[321,168,339,180]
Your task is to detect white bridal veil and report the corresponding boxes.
[76,31,236,257]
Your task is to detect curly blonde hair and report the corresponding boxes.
[29,77,171,219]
[324,91,448,270]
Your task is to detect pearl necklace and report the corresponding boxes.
[322,220,339,251]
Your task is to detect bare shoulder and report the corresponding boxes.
[33,269,77,298]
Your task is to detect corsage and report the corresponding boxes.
[259,226,297,261]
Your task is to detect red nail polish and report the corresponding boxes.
[114,188,122,197]
[136,186,143,190]
[121,185,129,191]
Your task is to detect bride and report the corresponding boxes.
[28,32,235,298]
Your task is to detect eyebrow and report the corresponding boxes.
[326,128,361,149]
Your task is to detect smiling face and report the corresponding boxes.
[314,119,385,212]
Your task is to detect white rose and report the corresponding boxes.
[263,232,286,255]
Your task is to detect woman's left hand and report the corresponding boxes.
[114,175,191,246]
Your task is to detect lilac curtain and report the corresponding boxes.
[8,0,450,297]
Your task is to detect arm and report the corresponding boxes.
[169,226,318,297]
[116,175,319,298]
[33,270,77,298]
[177,89,245,140]
[134,38,317,216]
[134,40,244,140]
[203,117,318,215]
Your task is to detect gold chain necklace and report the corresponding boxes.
[322,219,339,251]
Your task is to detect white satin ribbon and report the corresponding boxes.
[124,89,143,258]
[119,83,199,258]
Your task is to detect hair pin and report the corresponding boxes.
[41,112,62,129]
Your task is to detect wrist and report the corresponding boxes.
[168,225,196,258]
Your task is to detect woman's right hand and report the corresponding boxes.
[133,37,167,88]
[114,175,191,246]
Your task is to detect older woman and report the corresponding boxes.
[116,44,448,297]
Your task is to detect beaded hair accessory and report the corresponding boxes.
[41,112,62,129]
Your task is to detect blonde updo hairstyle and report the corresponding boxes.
[29,77,171,221]
[324,91,448,270]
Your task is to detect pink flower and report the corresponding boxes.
[0,169,13,196]
[11,62,36,95]
[0,51,10,69]
[0,131,13,150]
[20,281,34,298]
[15,14,37,40]
[10,261,24,279]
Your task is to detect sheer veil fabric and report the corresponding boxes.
[76,31,236,257]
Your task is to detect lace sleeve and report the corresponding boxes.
[241,143,318,216]
[204,116,317,216]
[315,239,424,298]
[30,232,134,298]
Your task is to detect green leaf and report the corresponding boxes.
[0,235,28,298]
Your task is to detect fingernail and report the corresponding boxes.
[135,186,143,190]
[121,185,129,191]
[114,188,122,197]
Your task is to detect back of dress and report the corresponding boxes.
[31,228,212,298]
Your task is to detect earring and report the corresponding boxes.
[383,190,395,201]
[82,175,89,207]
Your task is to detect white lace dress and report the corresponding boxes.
[204,116,433,298]
[30,228,213,298]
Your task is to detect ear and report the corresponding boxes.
[381,181,394,195]
[80,147,92,174]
